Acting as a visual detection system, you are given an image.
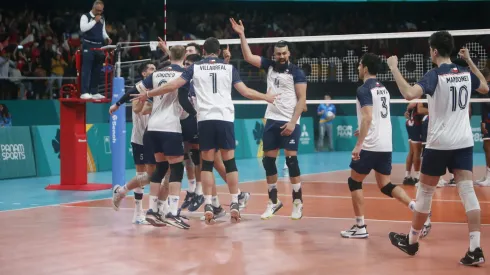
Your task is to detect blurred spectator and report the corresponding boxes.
[47,49,67,98]
[0,103,12,127]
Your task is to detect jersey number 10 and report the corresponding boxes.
[450,85,469,112]
[209,73,217,94]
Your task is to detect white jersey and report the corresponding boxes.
[180,57,241,122]
[136,64,184,133]
[355,78,392,152]
[261,58,307,124]
[416,64,480,150]
[131,107,149,145]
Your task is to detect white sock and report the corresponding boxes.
[469,231,481,252]
[408,201,416,212]
[409,226,421,244]
[231,193,239,203]
[169,195,179,216]
[292,183,301,192]
[149,195,158,212]
[196,182,203,195]
[188,179,196,193]
[450,173,454,179]
[134,199,143,212]
[486,167,490,179]
[424,216,431,226]
[212,196,220,207]
[204,195,212,205]
[414,171,420,179]
[268,183,277,191]
[405,171,411,177]
[355,216,364,226]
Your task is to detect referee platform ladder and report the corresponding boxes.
[45,48,114,191]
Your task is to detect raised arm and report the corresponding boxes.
[459,48,489,95]
[234,82,274,103]
[229,18,262,68]
[387,56,424,100]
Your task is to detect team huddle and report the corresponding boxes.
[108,25,487,266]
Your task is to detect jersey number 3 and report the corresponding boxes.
[380,96,388,118]
[209,73,217,94]
[451,85,469,111]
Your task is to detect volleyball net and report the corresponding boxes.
[108,28,490,187]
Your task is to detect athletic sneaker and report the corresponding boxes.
[261,200,284,220]
[164,212,190,229]
[291,199,303,220]
[448,178,456,187]
[403,177,416,186]
[460,248,485,266]
[200,205,227,221]
[388,232,419,256]
[145,209,166,227]
[112,185,126,211]
[475,177,490,187]
[230,202,241,223]
[188,194,204,212]
[437,178,447,188]
[238,192,251,210]
[340,224,369,238]
[132,210,150,225]
[420,223,432,239]
[181,191,196,209]
[203,204,216,225]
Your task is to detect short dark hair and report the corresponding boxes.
[185,54,202,63]
[203,37,220,55]
[275,40,289,48]
[138,61,154,76]
[429,31,454,58]
[186,42,201,55]
[360,53,381,75]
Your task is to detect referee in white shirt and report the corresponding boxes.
[79,0,112,100]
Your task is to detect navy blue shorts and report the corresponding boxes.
[421,146,473,177]
[146,131,184,156]
[483,123,490,140]
[349,150,392,175]
[181,116,198,144]
[406,124,422,143]
[263,119,301,152]
[198,120,235,151]
[421,119,429,144]
[131,142,156,165]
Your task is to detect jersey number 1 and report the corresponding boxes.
[451,85,469,111]
[209,73,217,94]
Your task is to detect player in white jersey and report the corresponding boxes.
[113,46,190,230]
[386,31,488,265]
[133,37,275,224]
[337,53,427,238]
[108,62,156,224]
[230,18,307,220]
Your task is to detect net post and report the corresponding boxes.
[110,77,126,188]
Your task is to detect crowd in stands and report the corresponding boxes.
[0,2,488,100]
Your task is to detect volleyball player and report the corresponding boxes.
[133,37,275,224]
[338,53,428,238]
[230,18,306,220]
[109,61,156,224]
[387,31,488,265]
[403,103,423,185]
[476,68,490,186]
[115,45,190,230]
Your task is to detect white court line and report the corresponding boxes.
[58,204,490,226]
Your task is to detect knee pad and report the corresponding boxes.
[262,156,277,176]
[380,182,396,198]
[169,162,185,182]
[414,183,436,214]
[348,177,362,192]
[201,160,214,172]
[223,158,238,173]
[184,153,189,160]
[458,180,481,212]
[190,149,200,166]
[286,156,301,177]
[135,172,149,188]
[150,161,169,183]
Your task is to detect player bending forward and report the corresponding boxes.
[387,30,488,265]
[341,53,431,239]
[133,37,275,224]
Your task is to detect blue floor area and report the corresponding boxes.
[0,152,486,211]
